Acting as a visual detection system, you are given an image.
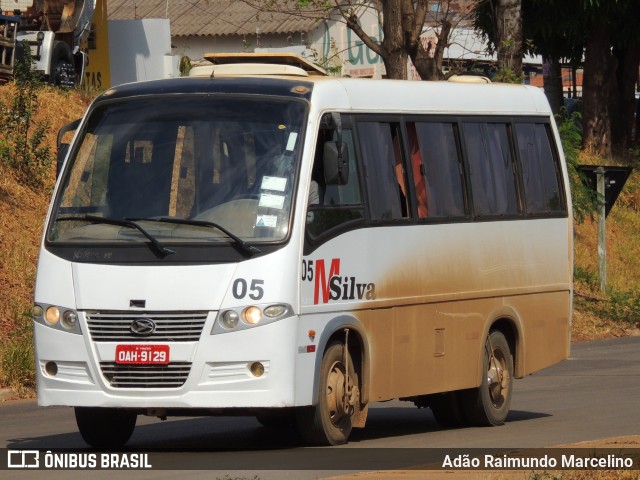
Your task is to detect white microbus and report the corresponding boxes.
[34,58,572,448]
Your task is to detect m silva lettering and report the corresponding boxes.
[312,258,376,304]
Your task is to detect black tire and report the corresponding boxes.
[430,391,465,428]
[75,407,137,448]
[296,342,358,445]
[50,41,76,87]
[461,331,513,426]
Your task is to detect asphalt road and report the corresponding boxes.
[1,336,639,479]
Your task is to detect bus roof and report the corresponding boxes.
[310,77,551,116]
[98,75,551,117]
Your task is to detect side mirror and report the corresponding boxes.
[56,118,81,178]
[323,141,349,185]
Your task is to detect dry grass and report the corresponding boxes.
[0,85,89,393]
[570,149,640,343]
[0,85,88,329]
[574,211,640,295]
[573,151,640,294]
[571,301,636,341]
[0,172,46,330]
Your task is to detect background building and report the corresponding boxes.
[106,0,578,90]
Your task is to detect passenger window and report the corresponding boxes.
[407,122,466,218]
[358,122,409,221]
[463,123,519,217]
[515,123,565,215]
[305,126,365,241]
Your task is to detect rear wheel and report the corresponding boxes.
[75,407,137,448]
[297,342,359,445]
[461,331,513,426]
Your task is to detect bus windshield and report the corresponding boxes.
[47,95,307,246]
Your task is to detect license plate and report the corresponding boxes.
[115,344,170,365]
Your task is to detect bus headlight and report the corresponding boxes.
[32,304,44,317]
[212,303,294,335]
[45,306,60,326]
[221,310,239,329]
[243,306,262,325]
[34,304,82,335]
[61,310,78,330]
[264,304,288,318]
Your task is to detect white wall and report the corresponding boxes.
[108,19,179,85]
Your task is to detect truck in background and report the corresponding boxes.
[0,0,95,86]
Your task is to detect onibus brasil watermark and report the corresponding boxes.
[7,450,151,469]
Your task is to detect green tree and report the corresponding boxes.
[574,0,640,158]
[476,0,640,159]
[0,41,51,188]
[473,0,523,83]
[240,0,470,80]
[521,0,584,115]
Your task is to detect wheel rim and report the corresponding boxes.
[325,360,354,426]
[53,60,75,87]
[487,348,510,409]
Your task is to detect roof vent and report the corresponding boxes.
[189,63,311,78]
[190,52,327,78]
[447,74,491,84]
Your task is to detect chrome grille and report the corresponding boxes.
[100,362,191,388]
[86,311,208,342]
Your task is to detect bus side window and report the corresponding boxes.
[409,121,466,218]
[305,127,365,241]
[358,122,409,221]
[514,123,566,215]
[463,122,519,217]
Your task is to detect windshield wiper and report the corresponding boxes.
[56,214,176,258]
[127,216,261,256]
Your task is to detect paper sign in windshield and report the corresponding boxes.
[286,132,298,152]
[256,215,278,228]
[259,193,285,210]
[261,176,287,192]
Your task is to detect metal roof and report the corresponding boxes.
[107,0,326,37]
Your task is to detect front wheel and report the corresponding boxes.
[297,342,359,445]
[75,407,137,448]
[461,331,513,426]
